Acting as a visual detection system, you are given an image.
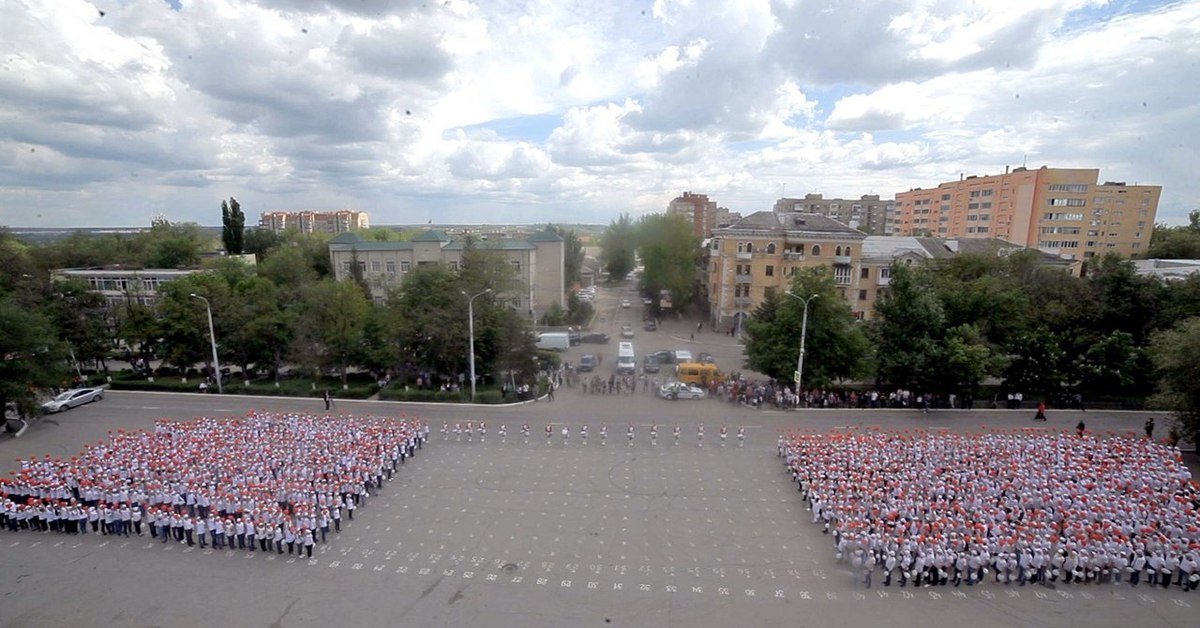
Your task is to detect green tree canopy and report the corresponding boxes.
[637,213,698,311]
[1148,316,1200,449]
[599,213,636,281]
[1145,210,1200,259]
[220,197,246,255]
[870,262,946,390]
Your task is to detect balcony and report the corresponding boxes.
[877,275,892,287]
[733,297,754,306]
[735,252,752,260]
[833,255,853,265]
[734,274,753,284]
[709,248,720,257]
[783,252,804,261]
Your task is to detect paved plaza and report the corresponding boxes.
[1,388,1196,628]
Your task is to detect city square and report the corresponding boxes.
[1,377,1195,628]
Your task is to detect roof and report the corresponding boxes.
[860,236,949,261]
[411,229,452,242]
[328,232,363,245]
[527,228,564,242]
[718,211,866,238]
[443,240,536,251]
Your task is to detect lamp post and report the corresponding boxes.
[785,291,819,406]
[189,293,222,394]
[462,288,491,401]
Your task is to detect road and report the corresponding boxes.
[1,286,1193,628]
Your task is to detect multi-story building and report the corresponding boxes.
[327,228,565,317]
[259,210,370,234]
[894,167,1161,259]
[668,192,719,239]
[773,194,895,235]
[706,211,868,330]
[52,268,200,306]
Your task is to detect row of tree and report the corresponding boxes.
[0,210,589,416]
[599,212,700,313]
[742,252,1200,444]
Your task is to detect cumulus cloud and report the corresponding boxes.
[0,0,1196,227]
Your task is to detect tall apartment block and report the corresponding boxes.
[894,167,1160,259]
[258,210,370,234]
[773,194,895,235]
[667,192,719,239]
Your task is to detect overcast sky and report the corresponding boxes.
[1,0,1197,228]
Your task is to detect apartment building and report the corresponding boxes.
[773,194,895,235]
[327,228,564,317]
[52,268,199,306]
[894,167,1160,259]
[707,211,868,330]
[259,210,370,234]
[668,192,719,239]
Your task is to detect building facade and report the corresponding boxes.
[894,167,1161,259]
[52,268,200,306]
[773,194,895,235]
[327,228,565,317]
[668,192,719,239]
[706,212,868,330]
[259,210,370,234]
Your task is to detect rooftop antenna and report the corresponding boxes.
[1022,154,1027,168]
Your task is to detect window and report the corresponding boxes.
[1049,183,1088,192]
[1048,198,1087,207]
[341,261,351,272]
[765,265,774,277]
[979,214,990,221]
[833,266,851,285]
[1041,226,1081,235]
[385,261,396,274]
[967,215,978,221]
[858,289,867,300]
[1043,212,1084,221]
[510,260,521,271]
[736,242,745,253]
[835,246,842,256]
[450,261,459,271]
[977,227,989,233]
[981,189,993,197]
[880,267,892,280]
[970,190,980,198]
[371,260,381,273]
[941,194,951,200]
[968,203,979,210]
[766,242,776,254]
[980,202,992,209]
[400,261,410,273]
[1038,241,1081,249]
[811,244,822,256]
[860,267,870,279]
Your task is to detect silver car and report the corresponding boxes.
[658,381,706,400]
[40,387,105,413]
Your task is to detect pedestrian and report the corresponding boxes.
[323,390,331,411]
[1076,420,1086,437]
[1033,401,1047,421]
[547,382,555,402]
[1145,417,1155,439]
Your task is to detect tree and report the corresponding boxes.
[548,225,585,287]
[242,227,282,261]
[937,323,1005,400]
[221,275,291,381]
[383,265,468,380]
[743,267,869,386]
[598,213,636,281]
[0,296,65,419]
[154,275,228,376]
[293,279,370,387]
[1148,316,1200,449]
[870,263,946,390]
[45,279,112,373]
[1145,209,1200,259]
[220,197,246,255]
[637,213,699,311]
[259,245,319,296]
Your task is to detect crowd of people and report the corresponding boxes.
[0,412,429,558]
[780,427,1200,590]
[438,421,747,447]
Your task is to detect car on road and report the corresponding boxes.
[658,381,706,400]
[580,332,611,344]
[40,387,105,413]
[642,355,660,373]
[697,352,715,364]
[577,354,597,372]
[650,349,675,364]
[643,319,657,331]
[673,350,693,363]
[620,324,635,338]
[620,299,631,308]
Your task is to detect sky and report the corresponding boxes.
[1,0,1197,228]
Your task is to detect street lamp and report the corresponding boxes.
[785,291,819,406]
[462,288,492,401]
[189,293,222,394]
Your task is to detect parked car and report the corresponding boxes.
[643,355,660,374]
[643,319,658,331]
[650,349,675,364]
[697,352,715,364]
[620,299,631,308]
[658,381,706,400]
[40,387,105,413]
[620,324,635,338]
[577,354,597,373]
[580,332,611,344]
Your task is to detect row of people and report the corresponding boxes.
[780,427,1200,589]
[440,422,746,447]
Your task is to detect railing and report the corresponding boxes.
[734,297,754,306]
[876,275,892,287]
[735,252,752,260]
[783,252,804,260]
[734,274,753,284]
[833,255,853,265]
[709,248,721,257]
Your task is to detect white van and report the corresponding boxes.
[536,332,571,352]
[616,342,636,374]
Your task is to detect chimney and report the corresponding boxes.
[1005,165,1010,175]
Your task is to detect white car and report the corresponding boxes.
[620,324,635,338]
[621,299,631,308]
[658,381,706,400]
[41,387,105,413]
[673,350,693,363]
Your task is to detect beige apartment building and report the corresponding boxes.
[327,228,565,317]
[773,194,895,235]
[259,210,370,234]
[668,192,719,239]
[707,211,868,330]
[894,167,1161,259]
